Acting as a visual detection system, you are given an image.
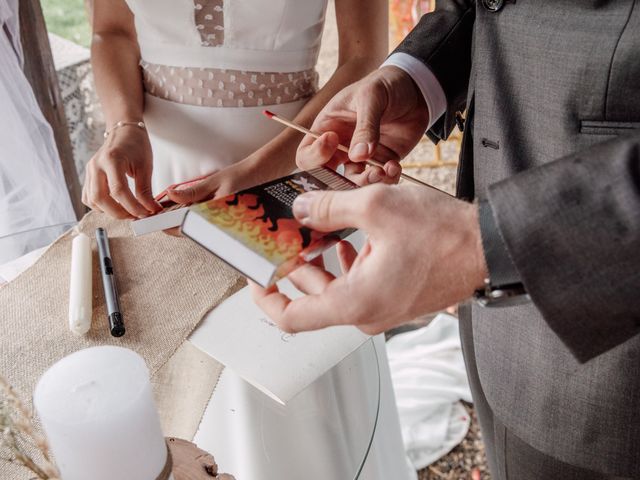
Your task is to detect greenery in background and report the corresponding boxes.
[41,0,91,48]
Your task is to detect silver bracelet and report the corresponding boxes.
[104,120,146,139]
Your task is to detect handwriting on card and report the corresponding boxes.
[259,317,297,342]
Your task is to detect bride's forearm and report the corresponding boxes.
[91,0,145,127]
[91,33,144,127]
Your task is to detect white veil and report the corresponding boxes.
[0,0,77,264]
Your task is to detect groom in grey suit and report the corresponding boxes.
[252,1,640,478]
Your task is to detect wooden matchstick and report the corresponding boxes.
[263,110,434,188]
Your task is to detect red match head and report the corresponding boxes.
[263,110,275,119]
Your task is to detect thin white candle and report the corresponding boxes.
[34,346,169,480]
[68,233,92,335]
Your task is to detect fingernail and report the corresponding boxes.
[367,142,375,156]
[387,163,400,177]
[293,192,316,223]
[350,142,369,159]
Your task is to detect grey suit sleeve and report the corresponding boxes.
[392,0,475,143]
[478,200,521,287]
[487,131,640,362]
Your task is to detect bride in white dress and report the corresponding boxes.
[84,1,411,478]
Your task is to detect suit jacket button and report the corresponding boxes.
[482,0,504,12]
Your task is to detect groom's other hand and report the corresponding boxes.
[296,67,430,186]
[250,184,488,334]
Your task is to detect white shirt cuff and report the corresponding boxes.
[382,52,447,131]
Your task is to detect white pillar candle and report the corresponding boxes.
[68,233,92,335]
[34,346,170,480]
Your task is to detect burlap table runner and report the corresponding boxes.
[0,212,243,479]
[152,341,226,440]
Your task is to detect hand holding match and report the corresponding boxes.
[263,110,432,188]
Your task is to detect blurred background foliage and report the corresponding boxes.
[42,0,91,47]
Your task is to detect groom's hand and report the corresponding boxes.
[297,66,430,186]
[250,185,488,334]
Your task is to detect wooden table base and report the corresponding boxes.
[167,438,235,480]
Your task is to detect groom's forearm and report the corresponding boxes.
[488,131,640,362]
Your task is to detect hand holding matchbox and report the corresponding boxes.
[181,167,357,287]
[129,165,360,286]
[130,174,212,237]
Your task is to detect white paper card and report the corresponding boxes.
[188,282,369,405]
[131,207,189,236]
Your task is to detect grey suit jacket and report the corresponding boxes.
[396,1,640,476]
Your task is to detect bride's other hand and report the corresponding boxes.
[87,0,162,219]
[165,170,234,205]
[82,126,162,219]
[165,154,275,204]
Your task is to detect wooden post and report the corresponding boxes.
[18,0,85,220]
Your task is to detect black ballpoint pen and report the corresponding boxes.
[95,228,125,337]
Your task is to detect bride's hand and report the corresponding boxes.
[165,155,272,204]
[82,126,162,219]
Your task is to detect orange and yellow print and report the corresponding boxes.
[192,193,323,267]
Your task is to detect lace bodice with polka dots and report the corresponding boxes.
[141,61,318,108]
[194,0,224,46]
[138,0,320,107]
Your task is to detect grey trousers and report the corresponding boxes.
[458,309,631,480]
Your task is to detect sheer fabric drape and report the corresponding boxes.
[0,0,76,263]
